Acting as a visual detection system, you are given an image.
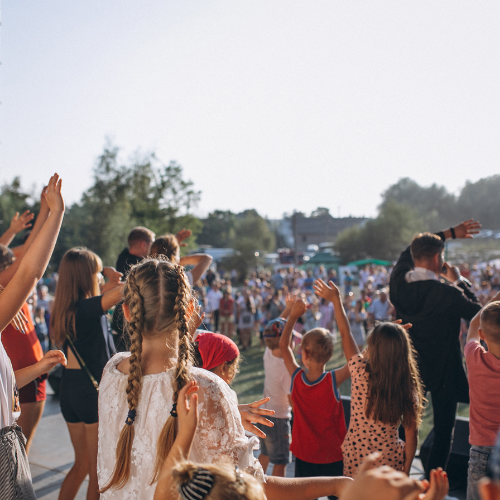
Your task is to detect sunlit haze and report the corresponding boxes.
[1,1,499,219]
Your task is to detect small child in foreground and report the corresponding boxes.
[153,384,449,500]
[279,282,359,499]
[465,296,500,500]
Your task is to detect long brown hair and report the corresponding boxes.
[101,257,193,491]
[50,247,102,348]
[365,322,425,428]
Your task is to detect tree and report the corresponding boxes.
[197,210,237,248]
[457,175,500,229]
[54,143,202,266]
[335,201,424,263]
[380,178,457,231]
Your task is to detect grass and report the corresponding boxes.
[232,333,469,449]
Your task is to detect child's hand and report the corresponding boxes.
[339,453,425,500]
[10,308,29,334]
[177,381,199,442]
[175,228,192,247]
[392,319,412,331]
[9,210,34,234]
[285,293,296,311]
[419,469,448,500]
[290,297,307,319]
[238,397,275,438]
[38,350,67,373]
[102,267,123,286]
[314,279,341,303]
[43,174,65,214]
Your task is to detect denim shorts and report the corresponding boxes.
[258,416,291,465]
[467,444,493,500]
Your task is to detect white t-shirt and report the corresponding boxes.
[206,289,222,313]
[263,348,292,419]
[0,337,21,428]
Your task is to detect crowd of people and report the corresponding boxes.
[0,174,499,500]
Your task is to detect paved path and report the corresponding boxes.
[29,390,465,500]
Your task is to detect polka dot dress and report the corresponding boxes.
[342,354,405,477]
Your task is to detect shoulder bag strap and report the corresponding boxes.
[65,334,99,392]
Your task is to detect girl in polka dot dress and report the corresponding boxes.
[342,322,425,477]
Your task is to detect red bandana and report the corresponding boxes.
[195,332,239,371]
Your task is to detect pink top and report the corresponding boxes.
[464,340,500,446]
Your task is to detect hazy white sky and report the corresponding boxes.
[0,1,499,219]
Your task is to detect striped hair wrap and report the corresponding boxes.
[179,467,214,500]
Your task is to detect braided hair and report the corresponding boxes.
[101,257,193,491]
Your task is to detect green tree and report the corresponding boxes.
[380,178,457,231]
[335,201,424,263]
[197,210,237,248]
[457,175,500,229]
[54,143,202,266]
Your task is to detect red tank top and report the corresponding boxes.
[2,303,44,370]
[290,368,346,464]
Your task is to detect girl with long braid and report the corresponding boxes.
[97,257,353,500]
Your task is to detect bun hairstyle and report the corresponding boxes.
[172,462,266,500]
[101,257,193,491]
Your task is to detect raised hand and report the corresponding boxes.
[314,278,341,303]
[102,267,123,286]
[9,210,34,234]
[38,350,67,372]
[175,228,192,247]
[453,219,481,239]
[290,297,307,319]
[10,308,29,334]
[43,174,65,214]
[238,397,275,439]
[177,380,199,441]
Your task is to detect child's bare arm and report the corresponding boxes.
[154,381,199,500]
[403,421,418,475]
[265,475,353,500]
[179,254,213,284]
[101,284,125,312]
[15,350,66,389]
[0,211,34,247]
[0,174,64,332]
[279,298,306,377]
[467,291,500,343]
[314,279,359,361]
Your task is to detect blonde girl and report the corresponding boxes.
[341,322,426,477]
[51,248,123,500]
[97,257,352,500]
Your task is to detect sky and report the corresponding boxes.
[0,1,499,220]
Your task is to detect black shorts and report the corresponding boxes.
[60,369,99,424]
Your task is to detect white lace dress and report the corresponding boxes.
[97,352,262,500]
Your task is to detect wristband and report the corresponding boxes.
[450,227,456,239]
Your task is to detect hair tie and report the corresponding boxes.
[179,467,214,500]
[170,403,178,418]
[125,409,137,426]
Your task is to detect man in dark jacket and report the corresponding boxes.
[390,219,481,476]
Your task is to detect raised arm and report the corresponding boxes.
[279,298,306,377]
[154,381,199,500]
[0,186,51,287]
[0,174,64,332]
[179,254,213,284]
[314,279,359,385]
[0,210,34,246]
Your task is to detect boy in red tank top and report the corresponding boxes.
[279,282,359,500]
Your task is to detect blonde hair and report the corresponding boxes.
[172,461,266,500]
[301,328,334,364]
[101,257,193,491]
[481,301,500,345]
[50,247,102,348]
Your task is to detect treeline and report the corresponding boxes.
[335,176,500,263]
[0,144,274,276]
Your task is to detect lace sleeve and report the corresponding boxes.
[190,368,264,480]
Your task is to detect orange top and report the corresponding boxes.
[2,303,44,371]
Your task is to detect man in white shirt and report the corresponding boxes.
[206,282,223,332]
